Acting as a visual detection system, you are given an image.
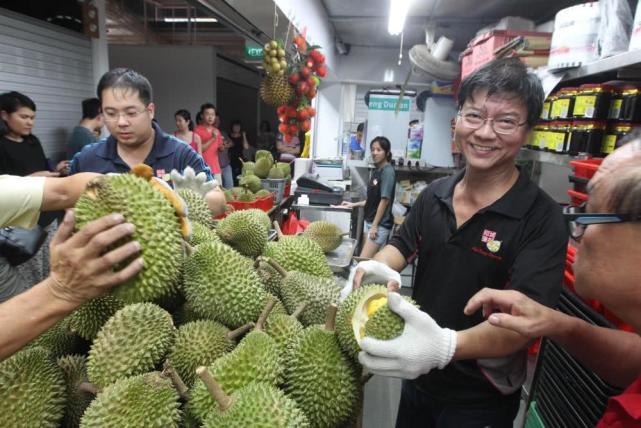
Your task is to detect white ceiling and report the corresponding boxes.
[321,0,589,51]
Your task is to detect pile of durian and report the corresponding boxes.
[0,172,410,428]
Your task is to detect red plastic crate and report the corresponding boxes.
[569,158,603,180]
[567,189,588,206]
[230,199,258,211]
[284,181,291,198]
[255,194,274,212]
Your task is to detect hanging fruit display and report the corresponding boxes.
[259,32,326,143]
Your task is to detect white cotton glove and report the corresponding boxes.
[170,166,218,196]
[340,260,402,302]
[358,292,457,379]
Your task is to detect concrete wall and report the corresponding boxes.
[108,45,217,132]
[313,82,343,158]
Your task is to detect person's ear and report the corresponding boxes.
[0,110,8,122]
[147,103,155,120]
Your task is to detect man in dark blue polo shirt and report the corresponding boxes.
[350,58,567,427]
[70,68,225,214]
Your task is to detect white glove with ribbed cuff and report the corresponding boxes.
[358,292,457,379]
[170,166,218,196]
[340,260,402,302]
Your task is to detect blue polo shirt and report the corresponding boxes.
[69,121,213,181]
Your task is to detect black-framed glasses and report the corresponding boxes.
[457,111,527,135]
[563,203,641,241]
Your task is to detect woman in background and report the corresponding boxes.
[339,136,396,258]
[173,109,202,154]
[229,120,252,182]
[0,91,68,177]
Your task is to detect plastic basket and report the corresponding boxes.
[230,199,258,211]
[567,190,588,206]
[569,159,602,180]
[284,180,291,198]
[525,402,545,428]
[255,194,274,212]
[261,178,287,204]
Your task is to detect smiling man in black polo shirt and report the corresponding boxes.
[351,58,567,427]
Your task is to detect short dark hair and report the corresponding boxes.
[259,120,271,132]
[82,98,101,120]
[357,122,364,133]
[175,109,194,131]
[370,136,392,161]
[200,103,216,113]
[195,112,203,126]
[230,120,242,132]
[457,58,543,128]
[0,91,36,114]
[409,120,419,126]
[97,68,153,105]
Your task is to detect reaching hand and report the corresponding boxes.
[358,292,457,379]
[340,260,401,301]
[464,288,560,339]
[170,166,218,195]
[48,211,143,303]
[368,225,378,240]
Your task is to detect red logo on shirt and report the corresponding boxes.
[481,229,496,243]
[156,169,165,178]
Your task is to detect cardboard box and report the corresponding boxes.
[460,48,474,79]
[470,30,552,69]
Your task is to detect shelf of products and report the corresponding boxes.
[557,49,641,83]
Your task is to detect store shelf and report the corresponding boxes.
[517,148,573,167]
[558,49,641,82]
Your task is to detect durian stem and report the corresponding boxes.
[163,360,189,401]
[196,366,232,412]
[260,256,288,278]
[273,220,284,239]
[183,241,195,256]
[79,382,98,395]
[226,322,255,340]
[255,296,277,331]
[292,302,308,319]
[361,373,374,385]
[324,304,338,332]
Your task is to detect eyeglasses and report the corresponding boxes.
[563,203,641,241]
[458,111,527,135]
[103,107,148,122]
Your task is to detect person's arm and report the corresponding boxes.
[204,188,227,217]
[338,200,366,208]
[464,288,641,387]
[41,173,100,211]
[0,211,142,361]
[368,199,390,238]
[193,133,203,155]
[242,132,250,150]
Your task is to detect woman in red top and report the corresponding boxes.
[173,109,202,154]
[193,103,222,185]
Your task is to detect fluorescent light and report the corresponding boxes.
[163,17,218,23]
[388,0,412,35]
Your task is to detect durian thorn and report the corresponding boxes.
[292,302,308,319]
[163,360,189,401]
[273,220,284,239]
[255,296,278,331]
[226,322,255,340]
[260,256,288,278]
[79,381,99,395]
[196,366,233,412]
[361,373,374,385]
[324,304,338,332]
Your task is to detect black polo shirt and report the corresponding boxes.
[69,121,213,181]
[389,168,567,404]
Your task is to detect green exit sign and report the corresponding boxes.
[245,45,263,60]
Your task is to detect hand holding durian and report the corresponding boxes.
[357,292,457,379]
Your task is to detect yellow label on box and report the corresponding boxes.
[608,99,623,119]
[574,95,597,117]
[602,134,617,154]
[541,101,550,120]
[550,99,570,119]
